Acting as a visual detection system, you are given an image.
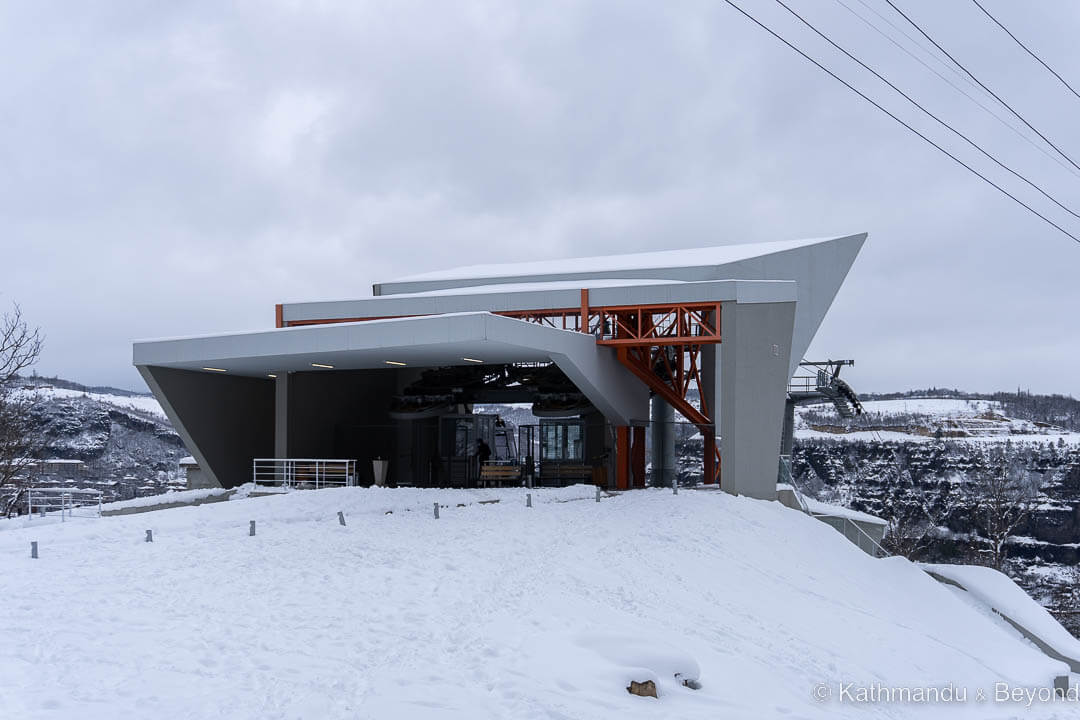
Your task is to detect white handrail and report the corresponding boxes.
[27,487,103,521]
[252,459,357,490]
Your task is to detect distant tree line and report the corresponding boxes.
[859,388,1080,432]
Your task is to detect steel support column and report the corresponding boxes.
[615,426,631,490]
[631,425,646,489]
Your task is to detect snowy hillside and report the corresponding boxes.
[796,398,1080,444]
[3,486,1073,719]
[11,381,182,502]
[17,384,166,421]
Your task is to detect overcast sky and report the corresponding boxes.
[2,0,1078,397]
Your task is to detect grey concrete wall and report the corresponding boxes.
[185,467,215,490]
[140,366,274,489]
[718,301,796,500]
[286,369,400,485]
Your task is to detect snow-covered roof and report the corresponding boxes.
[386,236,841,285]
[922,563,1080,667]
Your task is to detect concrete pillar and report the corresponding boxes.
[718,301,796,500]
[275,374,289,458]
[650,396,676,488]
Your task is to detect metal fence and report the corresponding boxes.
[809,512,889,558]
[252,459,357,490]
[27,487,103,521]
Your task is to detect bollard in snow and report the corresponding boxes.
[30,541,38,559]
[249,520,256,536]
[526,493,532,508]
[433,503,440,519]
[145,529,153,543]
[337,511,346,526]
[595,485,601,503]
[673,481,678,495]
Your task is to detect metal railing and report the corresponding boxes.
[809,512,889,558]
[252,459,357,490]
[27,487,103,521]
[779,463,888,558]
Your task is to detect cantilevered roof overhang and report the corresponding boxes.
[281,233,865,379]
[133,312,652,426]
[280,278,795,325]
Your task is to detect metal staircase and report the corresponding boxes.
[788,361,863,419]
[780,359,862,458]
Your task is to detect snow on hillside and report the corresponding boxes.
[796,398,1080,445]
[2,486,1074,719]
[20,386,166,420]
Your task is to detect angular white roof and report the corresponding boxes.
[373,233,866,377]
[385,236,842,287]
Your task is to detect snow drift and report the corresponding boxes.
[1,486,1073,719]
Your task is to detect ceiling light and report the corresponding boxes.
[202,367,227,373]
[267,374,277,379]
[311,363,334,369]
[385,360,407,366]
[463,357,483,363]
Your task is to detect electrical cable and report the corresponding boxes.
[720,0,1080,244]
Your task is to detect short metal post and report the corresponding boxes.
[433,503,440,519]
[595,485,601,503]
[31,541,38,559]
[673,481,678,495]
[61,493,66,523]
[249,520,256,536]
[526,493,532,508]
[27,491,32,520]
[145,530,153,543]
[337,511,346,526]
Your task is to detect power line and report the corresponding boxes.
[882,0,1080,173]
[835,0,1080,180]
[774,0,1080,221]
[852,0,974,90]
[719,0,1080,244]
[970,0,1080,103]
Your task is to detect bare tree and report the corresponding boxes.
[966,442,1038,571]
[0,304,45,516]
[881,449,954,560]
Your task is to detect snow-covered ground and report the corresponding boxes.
[796,398,1080,445]
[2,486,1076,719]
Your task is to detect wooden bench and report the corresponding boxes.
[538,463,595,486]
[479,464,522,488]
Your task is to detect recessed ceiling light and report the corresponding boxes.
[463,357,483,363]
[311,363,334,369]
[267,374,277,378]
[385,360,407,366]
[202,367,227,373]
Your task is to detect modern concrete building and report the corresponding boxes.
[133,234,865,499]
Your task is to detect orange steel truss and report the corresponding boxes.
[275,290,724,485]
[499,294,722,485]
